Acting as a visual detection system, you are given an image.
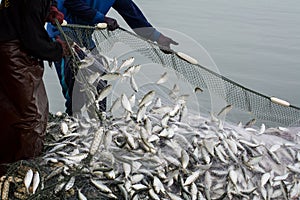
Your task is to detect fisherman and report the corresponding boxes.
[46,0,178,116]
[0,0,67,174]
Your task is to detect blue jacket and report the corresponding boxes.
[47,0,160,42]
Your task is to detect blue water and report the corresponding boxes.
[44,0,300,121]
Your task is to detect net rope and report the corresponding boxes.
[60,24,300,126]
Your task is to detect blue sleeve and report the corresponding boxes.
[112,0,161,41]
[63,0,104,25]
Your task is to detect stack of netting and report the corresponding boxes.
[60,24,300,126]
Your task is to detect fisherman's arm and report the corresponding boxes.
[64,0,104,25]
[20,0,63,61]
[113,0,178,50]
[112,0,161,41]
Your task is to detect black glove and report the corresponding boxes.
[157,34,178,54]
[104,16,119,31]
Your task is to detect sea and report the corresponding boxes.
[44,0,300,126]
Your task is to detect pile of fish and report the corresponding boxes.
[1,54,300,200]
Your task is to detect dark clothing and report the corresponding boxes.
[47,0,160,41]
[0,0,62,164]
[0,40,48,164]
[0,0,62,61]
[63,0,153,28]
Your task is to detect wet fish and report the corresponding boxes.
[32,171,40,194]
[91,179,112,193]
[156,72,168,84]
[100,72,121,81]
[96,84,112,102]
[121,94,133,113]
[65,176,75,191]
[24,169,33,193]
[118,57,135,71]
[217,104,233,116]
[244,118,256,128]
[130,76,139,92]
[139,90,155,107]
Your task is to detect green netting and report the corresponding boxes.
[60,24,300,126]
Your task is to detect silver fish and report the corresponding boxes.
[191,183,198,200]
[66,153,88,162]
[24,169,33,193]
[103,130,114,150]
[156,72,168,84]
[96,84,112,102]
[258,123,266,135]
[118,57,135,71]
[89,127,104,155]
[130,76,138,92]
[184,169,203,186]
[244,118,256,128]
[32,171,40,194]
[123,163,131,179]
[149,188,160,200]
[181,149,189,169]
[60,122,69,135]
[261,172,271,187]
[65,176,75,191]
[100,72,121,81]
[121,94,133,113]
[153,176,165,194]
[131,174,144,184]
[217,104,233,116]
[139,90,155,107]
[132,183,148,190]
[161,113,170,128]
[104,170,116,179]
[91,179,112,193]
[229,169,238,186]
[137,104,147,123]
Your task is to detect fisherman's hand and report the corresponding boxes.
[157,34,178,54]
[46,6,64,25]
[56,36,71,57]
[104,16,119,31]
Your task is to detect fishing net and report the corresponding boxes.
[2,24,300,200]
[58,24,300,127]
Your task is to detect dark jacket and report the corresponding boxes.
[0,0,62,61]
